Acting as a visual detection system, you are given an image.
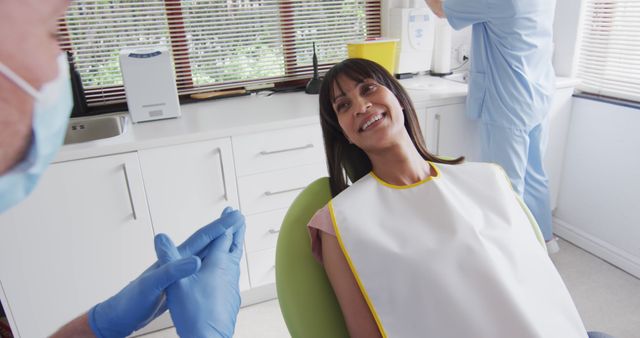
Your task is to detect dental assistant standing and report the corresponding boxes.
[424,0,557,246]
[0,1,244,337]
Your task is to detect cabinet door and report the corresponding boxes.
[0,153,155,338]
[424,104,482,161]
[137,138,249,291]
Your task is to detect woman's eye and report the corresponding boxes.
[362,84,377,94]
[336,102,350,112]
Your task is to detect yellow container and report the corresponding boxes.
[347,39,398,74]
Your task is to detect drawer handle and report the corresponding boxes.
[216,147,229,201]
[259,143,314,155]
[264,186,306,196]
[268,228,280,234]
[122,164,137,220]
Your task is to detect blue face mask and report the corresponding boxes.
[0,54,73,213]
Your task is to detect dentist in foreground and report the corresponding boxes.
[0,1,243,337]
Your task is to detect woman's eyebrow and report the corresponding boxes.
[332,80,365,104]
[332,92,345,103]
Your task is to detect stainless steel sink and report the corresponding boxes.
[64,114,128,145]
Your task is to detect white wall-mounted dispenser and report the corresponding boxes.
[119,47,181,123]
[383,0,436,78]
[430,18,453,76]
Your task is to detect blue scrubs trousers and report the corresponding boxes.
[480,117,553,241]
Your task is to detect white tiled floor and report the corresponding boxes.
[143,237,640,338]
[551,238,640,338]
[140,299,289,338]
[234,300,290,338]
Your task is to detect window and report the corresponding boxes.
[58,0,381,109]
[576,0,640,103]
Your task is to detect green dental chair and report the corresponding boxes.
[274,177,349,338]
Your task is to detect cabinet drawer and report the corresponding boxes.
[233,125,325,176]
[247,248,276,288]
[245,209,287,253]
[238,164,326,215]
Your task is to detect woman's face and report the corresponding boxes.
[331,74,406,152]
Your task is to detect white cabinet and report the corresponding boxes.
[0,122,328,337]
[233,125,327,291]
[422,103,482,161]
[0,153,155,338]
[134,137,249,336]
[238,164,326,289]
[137,138,248,292]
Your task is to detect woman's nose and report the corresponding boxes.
[353,98,372,115]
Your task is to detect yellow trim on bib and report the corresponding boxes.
[328,200,388,338]
[515,194,545,248]
[493,163,545,248]
[369,162,441,190]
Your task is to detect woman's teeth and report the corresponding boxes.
[361,113,384,131]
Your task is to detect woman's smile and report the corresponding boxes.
[359,112,387,132]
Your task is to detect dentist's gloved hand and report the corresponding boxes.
[88,210,240,338]
[155,207,246,338]
[88,255,200,338]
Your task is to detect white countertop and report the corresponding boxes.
[56,92,323,162]
[55,74,578,163]
[403,74,579,107]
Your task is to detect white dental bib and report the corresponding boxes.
[328,162,586,338]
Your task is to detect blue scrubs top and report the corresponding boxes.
[444,0,556,130]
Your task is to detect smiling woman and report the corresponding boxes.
[308,58,591,338]
[332,79,404,144]
[318,58,462,196]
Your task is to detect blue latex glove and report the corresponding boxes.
[88,210,240,338]
[155,207,246,338]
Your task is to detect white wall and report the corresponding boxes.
[554,97,640,278]
[552,0,585,77]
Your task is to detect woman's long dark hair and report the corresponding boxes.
[319,58,464,197]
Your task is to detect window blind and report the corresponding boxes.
[58,0,381,107]
[576,0,640,102]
